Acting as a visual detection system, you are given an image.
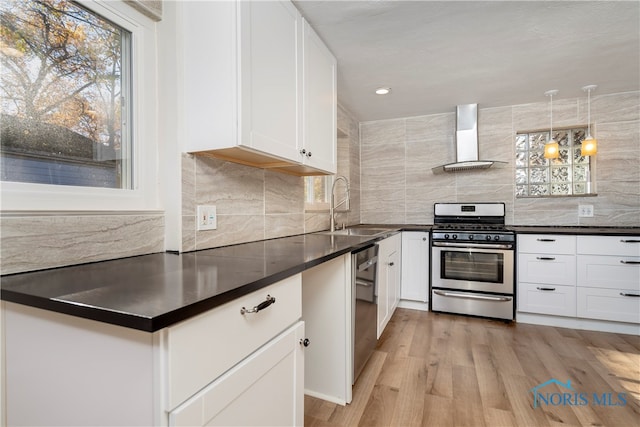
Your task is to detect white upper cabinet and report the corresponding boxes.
[277,19,337,175]
[180,1,336,175]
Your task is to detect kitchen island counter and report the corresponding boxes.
[1,231,398,332]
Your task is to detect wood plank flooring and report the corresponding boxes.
[304,309,640,427]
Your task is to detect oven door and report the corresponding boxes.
[431,243,514,294]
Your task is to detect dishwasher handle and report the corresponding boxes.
[357,256,378,272]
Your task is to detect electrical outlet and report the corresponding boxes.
[578,204,594,218]
[197,205,217,230]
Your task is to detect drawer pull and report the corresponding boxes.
[537,287,556,291]
[620,260,640,265]
[537,238,556,242]
[620,292,640,297]
[300,338,311,347]
[240,295,276,315]
[536,256,556,261]
[620,239,640,243]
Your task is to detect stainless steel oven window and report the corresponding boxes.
[440,250,504,283]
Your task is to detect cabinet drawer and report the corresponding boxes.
[518,253,576,286]
[577,287,640,324]
[166,274,302,409]
[169,321,304,427]
[577,255,640,290]
[518,234,576,254]
[518,283,576,317]
[577,235,640,256]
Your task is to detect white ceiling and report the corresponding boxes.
[293,1,640,122]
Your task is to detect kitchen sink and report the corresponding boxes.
[315,227,391,237]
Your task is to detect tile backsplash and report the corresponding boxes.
[2,92,636,274]
[180,103,361,252]
[360,91,640,226]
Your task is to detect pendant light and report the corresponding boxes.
[543,90,559,159]
[581,85,598,156]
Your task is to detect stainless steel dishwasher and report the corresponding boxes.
[352,244,379,384]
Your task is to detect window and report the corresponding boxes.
[1,0,131,189]
[0,0,159,211]
[515,127,593,197]
[304,176,330,210]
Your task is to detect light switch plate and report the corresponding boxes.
[197,205,217,230]
[578,204,594,217]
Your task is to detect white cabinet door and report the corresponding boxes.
[518,234,576,254]
[377,233,402,338]
[181,1,305,168]
[301,254,352,405]
[518,283,577,317]
[300,19,336,174]
[518,253,576,286]
[400,232,429,302]
[166,274,302,410]
[577,255,640,290]
[239,0,302,162]
[577,288,640,324]
[169,322,305,427]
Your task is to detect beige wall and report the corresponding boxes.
[360,91,640,226]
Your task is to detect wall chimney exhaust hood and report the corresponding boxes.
[432,104,505,174]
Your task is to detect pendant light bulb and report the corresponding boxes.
[544,90,559,159]
[581,85,598,156]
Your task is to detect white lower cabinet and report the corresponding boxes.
[2,274,305,426]
[518,283,576,317]
[517,233,640,328]
[400,231,429,303]
[576,235,640,324]
[577,287,640,324]
[169,321,305,427]
[517,234,576,317]
[377,233,402,338]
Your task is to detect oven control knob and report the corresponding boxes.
[494,235,500,241]
[444,234,449,239]
[486,235,492,241]
[452,234,458,240]
[469,235,474,240]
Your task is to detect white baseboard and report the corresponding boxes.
[516,312,640,336]
[397,300,429,311]
[304,389,347,406]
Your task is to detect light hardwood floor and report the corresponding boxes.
[304,308,640,427]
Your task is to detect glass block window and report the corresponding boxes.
[515,127,591,197]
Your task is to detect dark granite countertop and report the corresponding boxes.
[507,225,640,236]
[0,231,399,332]
[2,224,638,333]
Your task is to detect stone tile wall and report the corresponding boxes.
[181,103,360,251]
[360,91,640,226]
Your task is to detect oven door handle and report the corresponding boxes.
[432,241,513,250]
[433,290,513,302]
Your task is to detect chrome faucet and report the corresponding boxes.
[330,175,350,232]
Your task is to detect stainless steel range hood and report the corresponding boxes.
[432,104,505,174]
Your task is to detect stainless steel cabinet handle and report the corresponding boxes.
[536,256,556,261]
[240,295,276,315]
[620,260,640,265]
[537,238,556,242]
[537,287,556,291]
[620,292,640,297]
[620,239,640,243]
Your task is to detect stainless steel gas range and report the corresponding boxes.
[430,202,515,321]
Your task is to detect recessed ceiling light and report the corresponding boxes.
[375,87,391,95]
